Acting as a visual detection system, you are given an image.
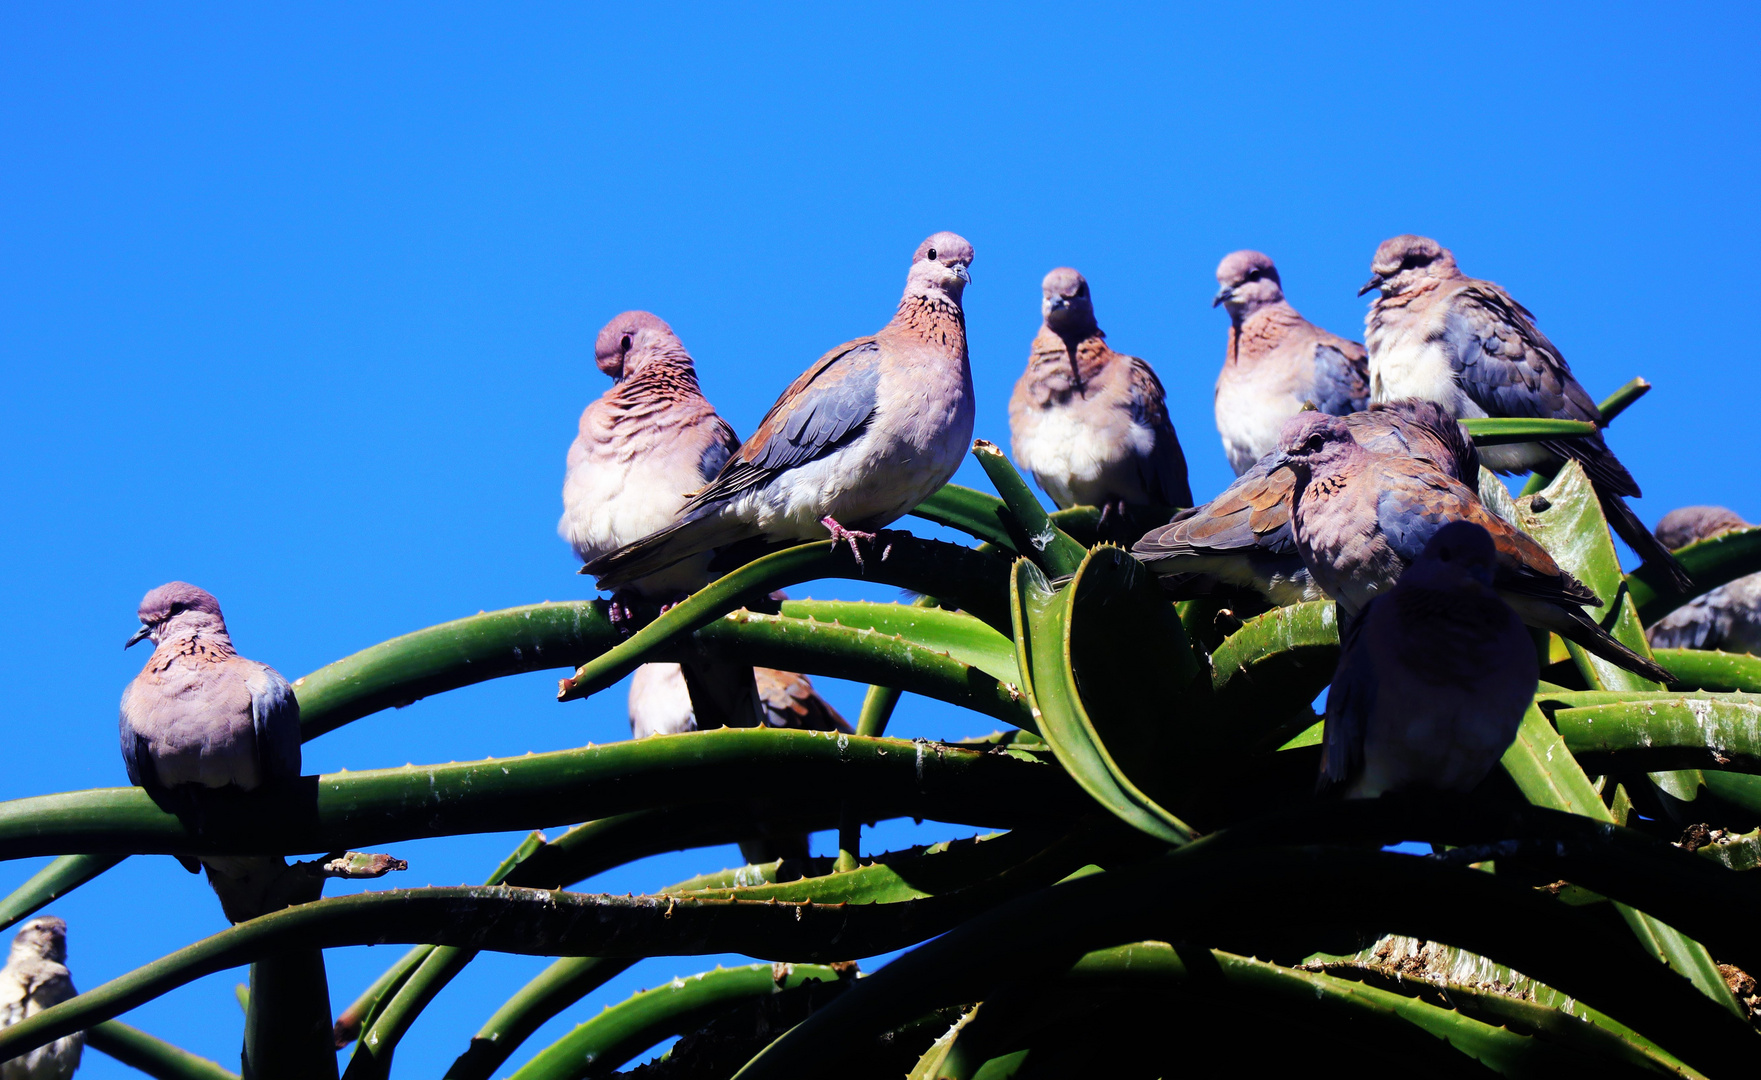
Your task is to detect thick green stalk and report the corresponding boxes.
[970,441,1086,578]
[0,730,1081,861]
[446,958,637,1080]
[1456,417,1600,444]
[508,963,847,1080]
[1655,647,1761,692]
[776,599,1018,685]
[910,484,1018,551]
[1599,377,1651,422]
[86,1021,241,1080]
[560,536,1013,700]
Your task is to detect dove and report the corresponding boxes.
[560,310,741,614]
[1132,400,1477,606]
[627,662,851,738]
[120,583,300,794]
[0,917,82,1080]
[1009,267,1191,518]
[1212,250,1369,475]
[1361,234,1689,589]
[1647,506,1761,653]
[1320,521,1539,798]
[1267,413,1671,683]
[588,232,976,586]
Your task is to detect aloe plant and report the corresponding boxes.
[5,398,1761,1079]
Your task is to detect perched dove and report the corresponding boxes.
[588,233,976,585]
[0,917,82,1080]
[628,663,851,738]
[1647,506,1761,653]
[1267,413,1671,682]
[1320,522,1538,798]
[1008,268,1191,516]
[1361,234,1689,589]
[1212,250,1369,475]
[121,583,300,793]
[560,311,741,609]
[1132,400,1476,605]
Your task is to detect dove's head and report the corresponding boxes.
[1266,413,1359,482]
[1361,235,1457,297]
[1040,267,1096,338]
[1213,250,1284,319]
[1655,506,1751,552]
[1404,520,1500,590]
[908,232,974,301]
[595,311,685,380]
[11,917,67,963]
[128,582,225,649]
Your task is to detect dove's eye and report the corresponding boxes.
[926,248,937,261]
[168,603,186,617]
[1304,435,1326,453]
[620,335,633,352]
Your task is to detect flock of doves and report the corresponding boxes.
[4,232,1758,1076]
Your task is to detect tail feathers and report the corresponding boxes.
[1529,603,1673,684]
[586,510,745,590]
[1600,490,1694,593]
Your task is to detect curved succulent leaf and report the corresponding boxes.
[1207,600,1339,752]
[1457,417,1601,445]
[1655,648,1761,693]
[86,1020,241,1080]
[1630,527,1761,625]
[775,599,1019,686]
[1599,377,1651,423]
[911,484,1017,551]
[972,442,1086,578]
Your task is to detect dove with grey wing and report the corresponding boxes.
[1646,506,1761,653]
[1010,267,1191,523]
[1212,250,1369,476]
[1361,234,1689,590]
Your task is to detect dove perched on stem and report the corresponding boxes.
[1212,251,1369,475]
[561,311,763,727]
[1361,234,1689,590]
[121,583,300,795]
[1009,268,1191,520]
[0,917,81,1080]
[1647,506,1761,653]
[1267,413,1671,683]
[588,232,976,585]
[561,311,741,612]
[1132,400,1476,605]
[1320,522,1538,798]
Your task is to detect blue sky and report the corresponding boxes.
[2,4,1757,1075]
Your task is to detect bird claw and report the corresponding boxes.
[821,516,878,569]
[607,594,642,634]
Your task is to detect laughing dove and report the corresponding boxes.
[1008,268,1191,517]
[1647,506,1761,653]
[1320,521,1538,798]
[588,232,976,585]
[628,663,851,738]
[1132,400,1476,605]
[1267,413,1671,683]
[0,917,81,1080]
[120,583,300,793]
[560,310,741,606]
[1361,234,1689,589]
[1212,251,1369,475]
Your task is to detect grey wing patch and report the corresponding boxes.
[118,703,156,790]
[1311,343,1370,415]
[1125,357,1192,507]
[1444,292,1589,422]
[749,341,883,474]
[1320,602,1375,792]
[247,665,302,785]
[698,417,740,482]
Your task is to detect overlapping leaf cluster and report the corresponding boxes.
[3,392,1761,1078]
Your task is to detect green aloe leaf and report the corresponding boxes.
[86,1020,241,1080]
[1009,557,1194,845]
[727,844,1755,1079]
[1655,648,1761,693]
[775,599,1019,685]
[0,730,1082,861]
[560,535,1012,700]
[1535,690,1761,772]
[1600,377,1651,423]
[911,484,1018,551]
[445,958,636,1080]
[509,963,849,1080]
[1630,527,1761,625]
[972,441,1087,578]
[1207,600,1340,752]
[1457,417,1601,444]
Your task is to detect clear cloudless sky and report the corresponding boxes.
[2,4,1757,1075]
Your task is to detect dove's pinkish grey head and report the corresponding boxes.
[908,232,974,299]
[1265,413,1361,480]
[11,916,68,963]
[1041,267,1096,338]
[1213,250,1284,319]
[595,311,684,381]
[128,582,225,650]
[1361,235,1457,298]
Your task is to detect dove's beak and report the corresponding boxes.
[1212,285,1232,308]
[953,264,971,284]
[1358,273,1386,297]
[125,624,152,649]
